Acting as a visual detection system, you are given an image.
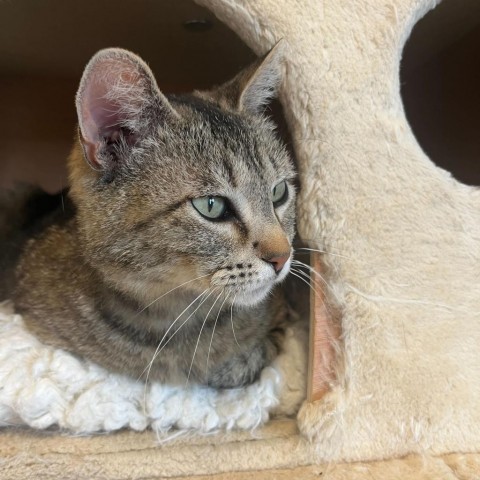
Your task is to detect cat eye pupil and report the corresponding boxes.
[272,180,288,207]
[208,196,215,212]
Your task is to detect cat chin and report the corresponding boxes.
[231,285,269,307]
[232,282,276,307]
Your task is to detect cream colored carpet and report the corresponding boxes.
[1,420,479,479]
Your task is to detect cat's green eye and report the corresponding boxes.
[191,196,229,220]
[272,180,288,207]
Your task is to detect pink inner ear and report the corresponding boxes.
[81,86,122,144]
[78,59,146,145]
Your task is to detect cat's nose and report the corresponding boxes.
[262,252,290,273]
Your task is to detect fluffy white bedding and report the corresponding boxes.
[0,301,307,434]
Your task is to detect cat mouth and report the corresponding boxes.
[235,262,291,306]
[209,259,291,307]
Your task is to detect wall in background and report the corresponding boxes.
[0,0,255,192]
[401,0,480,186]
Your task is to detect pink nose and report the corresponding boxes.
[263,253,290,273]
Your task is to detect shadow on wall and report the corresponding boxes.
[0,0,256,193]
[401,0,480,186]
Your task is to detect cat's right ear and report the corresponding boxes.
[76,48,179,171]
[197,41,284,115]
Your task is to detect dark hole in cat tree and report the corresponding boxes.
[401,0,480,186]
[0,0,293,193]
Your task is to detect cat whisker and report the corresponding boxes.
[295,246,350,259]
[142,288,214,380]
[291,263,336,303]
[289,269,315,292]
[230,293,241,349]
[141,287,213,412]
[135,273,211,317]
[143,288,219,409]
[151,289,218,358]
[294,237,369,264]
[289,268,330,298]
[186,289,225,387]
[205,291,231,384]
[290,268,335,317]
[290,267,324,295]
[292,259,345,306]
[291,259,329,288]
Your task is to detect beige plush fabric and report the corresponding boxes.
[196,0,480,463]
[2,422,480,479]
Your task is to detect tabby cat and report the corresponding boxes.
[0,45,296,388]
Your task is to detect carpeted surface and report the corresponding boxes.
[1,420,480,479]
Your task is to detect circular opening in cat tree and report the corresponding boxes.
[0,0,262,192]
[401,0,480,186]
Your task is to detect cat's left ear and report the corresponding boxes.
[76,48,179,171]
[201,41,284,115]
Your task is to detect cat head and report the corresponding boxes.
[69,46,296,308]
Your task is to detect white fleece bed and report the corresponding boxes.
[0,301,307,434]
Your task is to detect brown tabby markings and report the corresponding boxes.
[5,46,296,388]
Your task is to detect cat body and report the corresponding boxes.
[3,46,296,388]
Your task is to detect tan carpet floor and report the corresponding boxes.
[1,420,479,479]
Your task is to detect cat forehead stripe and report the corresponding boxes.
[170,94,271,179]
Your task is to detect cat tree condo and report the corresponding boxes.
[1,0,480,478]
